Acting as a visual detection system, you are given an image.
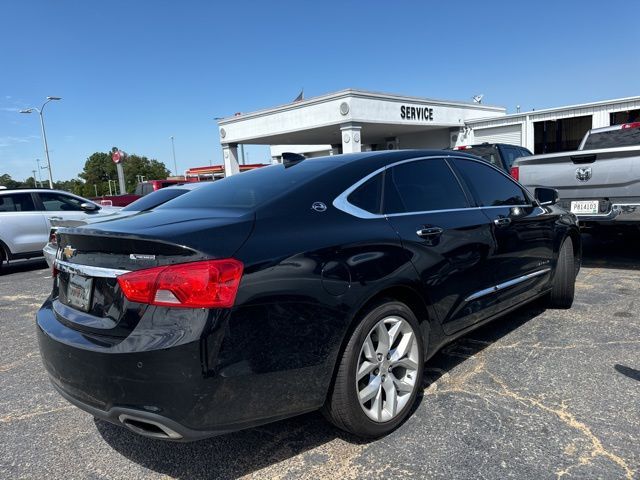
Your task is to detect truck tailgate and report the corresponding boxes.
[516,146,640,199]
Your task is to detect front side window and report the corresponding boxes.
[0,193,36,212]
[452,158,528,207]
[38,192,85,211]
[384,158,469,214]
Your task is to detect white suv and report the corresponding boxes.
[0,189,116,271]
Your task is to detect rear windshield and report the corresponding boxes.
[583,127,640,149]
[460,146,500,166]
[159,161,336,210]
[121,188,189,211]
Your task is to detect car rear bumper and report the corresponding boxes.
[43,243,56,269]
[573,203,640,224]
[36,298,327,441]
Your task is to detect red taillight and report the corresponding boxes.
[510,166,520,181]
[454,145,470,150]
[117,259,244,308]
[621,122,640,129]
[49,229,57,246]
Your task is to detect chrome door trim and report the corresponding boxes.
[332,154,535,220]
[465,268,551,302]
[55,259,130,278]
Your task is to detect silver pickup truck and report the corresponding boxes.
[512,122,640,229]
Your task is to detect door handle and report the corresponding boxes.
[416,226,444,238]
[493,217,512,227]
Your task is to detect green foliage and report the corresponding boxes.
[0,173,22,189]
[78,152,170,197]
[2,151,169,197]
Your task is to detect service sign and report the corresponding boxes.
[400,105,434,121]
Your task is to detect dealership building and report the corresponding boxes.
[216,89,640,174]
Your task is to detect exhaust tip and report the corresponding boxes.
[118,414,183,440]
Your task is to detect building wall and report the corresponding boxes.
[463,97,640,151]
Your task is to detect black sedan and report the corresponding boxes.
[37,150,580,441]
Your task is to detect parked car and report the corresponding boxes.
[511,122,640,230]
[0,189,117,272]
[37,150,580,441]
[91,179,199,207]
[453,143,532,172]
[44,182,209,268]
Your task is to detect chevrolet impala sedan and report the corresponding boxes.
[37,150,580,440]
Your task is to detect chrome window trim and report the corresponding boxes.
[55,259,130,278]
[332,154,535,220]
[465,268,551,302]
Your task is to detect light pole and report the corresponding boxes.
[32,170,38,188]
[170,136,178,176]
[20,96,62,189]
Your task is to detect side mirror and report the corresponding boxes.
[80,202,99,212]
[534,187,559,206]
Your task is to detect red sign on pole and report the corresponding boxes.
[112,150,122,164]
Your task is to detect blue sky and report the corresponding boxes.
[1,0,639,181]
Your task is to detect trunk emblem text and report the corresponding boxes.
[130,254,156,261]
[576,167,592,182]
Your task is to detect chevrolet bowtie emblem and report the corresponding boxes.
[62,245,77,260]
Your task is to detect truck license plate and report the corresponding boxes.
[570,200,599,215]
[67,274,93,312]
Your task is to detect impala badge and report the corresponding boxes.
[62,245,77,260]
[576,167,592,182]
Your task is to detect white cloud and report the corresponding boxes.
[0,135,39,148]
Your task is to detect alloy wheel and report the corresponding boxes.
[356,315,419,422]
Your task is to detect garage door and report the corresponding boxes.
[474,124,522,145]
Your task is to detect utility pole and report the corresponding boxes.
[94,184,98,197]
[32,170,38,188]
[36,159,44,187]
[170,136,178,176]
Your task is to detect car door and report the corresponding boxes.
[0,192,48,254]
[382,157,500,335]
[450,157,555,310]
[35,191,100,228]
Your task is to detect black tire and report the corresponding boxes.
[546,238,576,309]
[323,299,424,438]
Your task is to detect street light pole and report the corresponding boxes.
[170,136,178,176]
[20,97,62,189]
[32,170,38,188]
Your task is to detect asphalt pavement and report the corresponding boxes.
[1,234,639,479]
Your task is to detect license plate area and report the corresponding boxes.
[67,273,93,312]
[570,200,599,215]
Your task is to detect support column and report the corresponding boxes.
[340,124,362,154]
[222,144,240,176]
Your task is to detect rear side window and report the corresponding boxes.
[499,146,526,170]
[0,193,36,212]
[162,161,336,210]
[384,159,469,214]
[347,173,383,214]
[583,126,640,149]
[452,158,528,207]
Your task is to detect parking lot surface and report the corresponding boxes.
[1,234,639,480]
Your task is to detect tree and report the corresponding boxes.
[78,152,170,197]
[0,173,22,189]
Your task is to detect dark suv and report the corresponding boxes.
[38,150,579,441]
[454,143,532,172]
